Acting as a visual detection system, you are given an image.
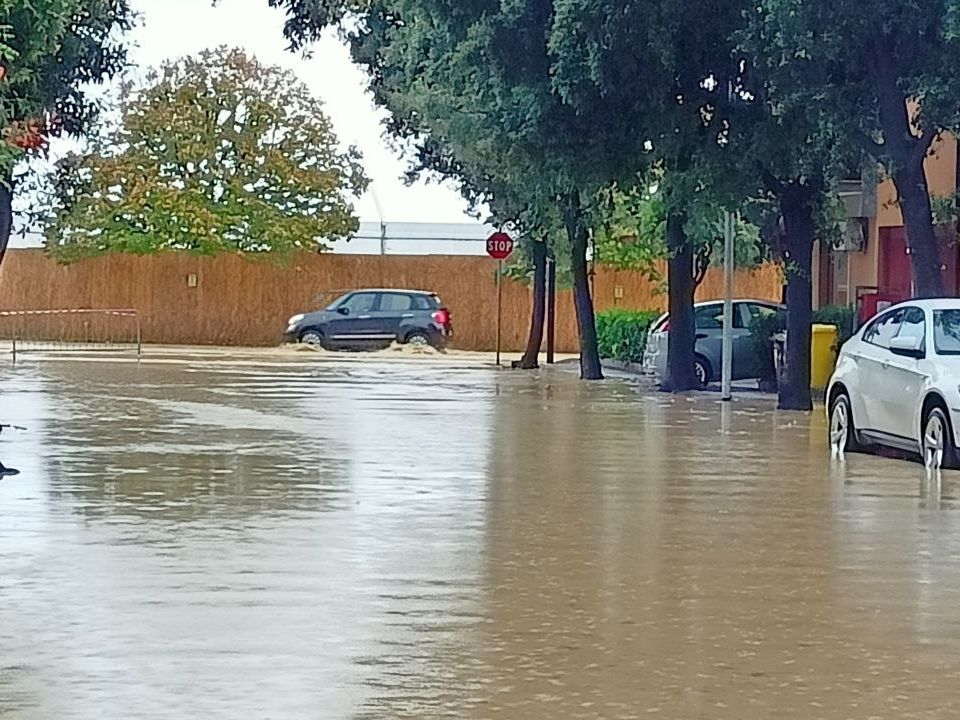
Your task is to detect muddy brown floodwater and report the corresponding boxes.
[2,352,960,719]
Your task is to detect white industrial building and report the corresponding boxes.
[327,221,495,256]
[12,221,497,256]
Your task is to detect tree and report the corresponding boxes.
[506,228,582,369]
[0,0,132,270]
[270,0,648,379]
[744,0,960,298]
[735,9,863,411]
[516,237,548,369]
[548,0,749,391]
[545,0,864,407]
[42,47,368,259]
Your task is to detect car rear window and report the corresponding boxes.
[411,295,441,310]
[695,304,725,330]
[934,309,960,355]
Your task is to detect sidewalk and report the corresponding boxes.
[597,358,779,402]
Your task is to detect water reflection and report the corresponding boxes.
[1,354,960,718]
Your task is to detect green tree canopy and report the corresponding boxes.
[740,0,960,297]
[595,179,766,278]
[1,0,131,169]
[0,0,132,266]
[42,47,369,260]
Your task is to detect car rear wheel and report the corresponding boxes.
[829,392,861,457]
[693,356,710,389]
[405,331,432,348]
[923,407,957,471]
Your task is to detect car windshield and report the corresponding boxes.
[325,297,344,310]
[934,309,960,355]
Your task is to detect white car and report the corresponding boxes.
[827,298,960,470]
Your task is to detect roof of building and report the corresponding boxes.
[353,221,495,242]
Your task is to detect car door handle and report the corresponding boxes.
[358,315,371,319]
[402,313,414,318]
[696,333,707,339]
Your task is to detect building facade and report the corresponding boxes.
[813,135,959,316]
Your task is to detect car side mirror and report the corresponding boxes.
[889,335,924,358]
[336,307,350,316]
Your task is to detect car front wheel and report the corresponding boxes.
[300,330,325,348]
[923,407,957,471]
[829,391,861,457]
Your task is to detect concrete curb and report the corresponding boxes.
[600,359,647,375]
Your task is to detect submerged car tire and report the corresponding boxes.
[922,406,958,471]
[693,356,711,389]
[299,330,325,348]
[829,391,862,456]
[405,331,433,348]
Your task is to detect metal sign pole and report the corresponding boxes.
[721,211,735,401]
[496,259,503,366]
[486,231,513,366]
[546,256,556,364]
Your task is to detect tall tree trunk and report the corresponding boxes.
[893,158,942,297]
[873,50,941,297]
[660,212,698,392]
[778,181,816,412]
[565,192,603,380]
[0,179,13,275]
[518,238,547,369]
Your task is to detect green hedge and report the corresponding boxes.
[596,309,662,363]
[813,304,858,348]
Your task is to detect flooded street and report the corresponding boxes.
[3,352,960,718]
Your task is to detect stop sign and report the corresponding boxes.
[486,232,514,260]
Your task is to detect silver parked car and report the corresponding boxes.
[642,299,782,387]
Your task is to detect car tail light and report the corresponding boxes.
[659,321,669,333]
[433,308,451,325]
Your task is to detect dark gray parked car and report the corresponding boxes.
[642,299,783,387]
[284,289,452,350]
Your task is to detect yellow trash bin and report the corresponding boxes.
[810,323,839,391]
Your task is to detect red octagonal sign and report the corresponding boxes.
[486,232,514,260]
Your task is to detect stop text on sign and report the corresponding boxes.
[486,232,514,260]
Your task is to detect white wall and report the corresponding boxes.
[328,221,495,256]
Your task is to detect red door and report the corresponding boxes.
[818,242,834,307]
[878,227,912,301]
[880,226,960,298]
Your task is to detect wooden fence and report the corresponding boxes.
[0,249,782,351]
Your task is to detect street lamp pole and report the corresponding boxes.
[721,210,735,401]
[721,77,736,402]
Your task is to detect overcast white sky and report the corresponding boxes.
[133,0,482,223]
[13,0,482,247]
